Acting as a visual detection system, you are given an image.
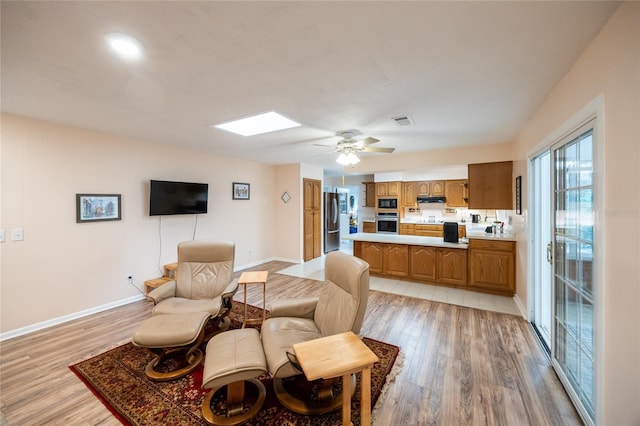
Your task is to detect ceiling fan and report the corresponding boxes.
[315,131,395,165]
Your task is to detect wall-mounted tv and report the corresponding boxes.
[149,180,208,216]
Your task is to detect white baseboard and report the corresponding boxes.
[0,294,145,342]
[513,293,528,320]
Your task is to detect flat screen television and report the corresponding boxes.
[149,180,208,216]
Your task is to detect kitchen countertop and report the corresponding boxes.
[465,231,517,241]
[343,232,469,249]
[344,231,517,246]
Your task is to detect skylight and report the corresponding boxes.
[212,112,301,136]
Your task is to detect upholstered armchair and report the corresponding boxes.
[147,240,238,333]
[260,251,370,415]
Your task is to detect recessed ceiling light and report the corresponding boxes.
[212,111,301,136]
[105,32,144,60]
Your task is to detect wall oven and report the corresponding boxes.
[376,212,399,234]
[377,198,398,209]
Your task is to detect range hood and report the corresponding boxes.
[417,196,446,204]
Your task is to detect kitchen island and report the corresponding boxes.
[344,232,516,296]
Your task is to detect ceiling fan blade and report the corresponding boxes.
[359,137,380,146]
[313,143,338,148]
[362,147,395,153]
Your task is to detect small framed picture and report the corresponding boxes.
[515,176,522,215]
[76,194,122,223]
[232,182,250,200]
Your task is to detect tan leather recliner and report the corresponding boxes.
[260,250,370,415]
[147,240,238,332]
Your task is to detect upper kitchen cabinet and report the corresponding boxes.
[468,161,513,209]
[445,179,468,207]
[402,182,417,207]
[429,180,445,196]
[363,182,376,207]
[416,181,430,196]
[416,180,444,196]
[376,181,401,197]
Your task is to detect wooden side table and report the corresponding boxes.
[293,331,379,426]
[237,271,268,328]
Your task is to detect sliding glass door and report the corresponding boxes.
[531,151,552,351]
[530,119,596,425]
[551,121,595,424]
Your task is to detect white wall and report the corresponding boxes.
[512,3,639,424]
[0,113,277,335]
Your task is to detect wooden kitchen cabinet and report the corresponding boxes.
[415,224,442,237]
[437,248,467,286]
[417,181,430,196]
[362,221,376,233]
[402,182,417,207]
[364,182,376,207]
[399,223,415,235]
[429,180,445,196]
[354,241,384,274]
[445,179,468,207]
[376,181,401,197]
[468,238,516,295]
[468,161,513,209]
[416,180,444,196]
[409,246,437,281]
[383,244,409,277]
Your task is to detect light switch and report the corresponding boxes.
[11,228,24,241]
[0,229,5,243]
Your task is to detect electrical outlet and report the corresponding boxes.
[127,275,133,285]
[11,228,24,241]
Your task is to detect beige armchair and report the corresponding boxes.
[147,240,238,333]
[260,250,370,415]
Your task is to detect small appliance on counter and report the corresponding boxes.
[443,222,459,243]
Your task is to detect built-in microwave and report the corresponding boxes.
[377,198,398,209]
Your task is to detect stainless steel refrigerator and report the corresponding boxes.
[324,192,340,253]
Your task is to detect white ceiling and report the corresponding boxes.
[1,1,619,176]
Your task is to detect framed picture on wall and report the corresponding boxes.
[232,182,250,200]
[76,194,122,223]
[515,176,522,215]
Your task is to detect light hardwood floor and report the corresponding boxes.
[0,260,581,425]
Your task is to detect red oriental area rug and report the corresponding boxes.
[70,302,401,425]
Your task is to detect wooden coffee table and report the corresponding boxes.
[237,271,268,328]
[292,331,379,426]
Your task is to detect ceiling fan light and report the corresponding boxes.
[336,153,349,165]
[346,153,360,164]
[336,152,360,165]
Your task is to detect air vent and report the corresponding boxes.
[391,115,413,126]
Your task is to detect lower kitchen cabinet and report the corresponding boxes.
[355,241,384,274]
[362,221,376,233]
[384,244,409,277]
[409,246,437,281]
[468,239,515,295]
[437,248,467,286]
[354,238,514,295]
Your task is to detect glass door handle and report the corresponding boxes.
[547,242,553,264]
